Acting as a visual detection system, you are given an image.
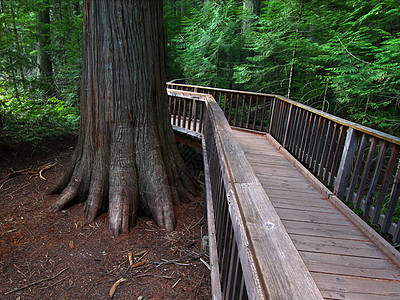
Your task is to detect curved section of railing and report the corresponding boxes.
[167,82,400,244]
[167,89,323,300]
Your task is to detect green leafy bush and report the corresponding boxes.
[1,96,79,145]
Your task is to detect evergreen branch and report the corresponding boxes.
[337,37,371,64]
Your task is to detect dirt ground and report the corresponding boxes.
[0,138,211,299]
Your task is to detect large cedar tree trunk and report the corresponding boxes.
[49,0,198,235]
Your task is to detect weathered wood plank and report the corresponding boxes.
[300,252,400,281]
[275,208,350,226]
[272,201,342,214]
[233,183,323,299]
[311,273,400,298]
[282,220,366,241]
[290,234,387,259]
[321,290,400,300]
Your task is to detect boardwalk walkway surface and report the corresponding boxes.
[232,129,400,300]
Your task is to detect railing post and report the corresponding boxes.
[268,97,276,134]
[283,104,293,148]
[334,127,360,199]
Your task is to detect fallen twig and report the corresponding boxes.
[136,274,174,279]
[4,267,70,295]
[200,258,210,271]
[137,250,149,262]
[39,161,58,180]
[128,252,134,265]
[39,276,69,290]
[156,258,190,268]
[186,240,196,248]
[131,260,147,268]
[4,161,57,181]
[0,228,17,237]
[190,217,204,230]
[191,273,206,300]
[109,278,126,298]
[171,278,182,289]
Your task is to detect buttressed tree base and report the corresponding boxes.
[49,0,199,235]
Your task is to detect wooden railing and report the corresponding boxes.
[168,90,205,133]
[168,89,323,300]
[167,83,400,244]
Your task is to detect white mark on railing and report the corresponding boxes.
[264,221,275,230]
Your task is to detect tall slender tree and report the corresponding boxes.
[37,1,55,97]
[49,0,198,235]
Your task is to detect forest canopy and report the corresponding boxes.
[1,0,399,147]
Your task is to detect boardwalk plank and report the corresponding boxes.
[232,128,400,299]
[290,234,387,259]
[276,208,350,226]
[300,252,400,280]
[322,291,400,300]
[312,273,400,298]
[282,220,366,240]
[272,197,334,214]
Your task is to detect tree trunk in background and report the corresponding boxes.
[49,0,199,235]
[242,0,261,33]
[241,0,261,67]
[37,1,54,97]
[287,0,303,99]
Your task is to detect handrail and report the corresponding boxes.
[167,82,400,145]
[167,89,323,299]
[167,82,400,244]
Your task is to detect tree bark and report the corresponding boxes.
[49,0,199,235]
[37,1,55,97]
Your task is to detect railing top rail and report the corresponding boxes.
[167,82,400,146]
[167,88,207,102]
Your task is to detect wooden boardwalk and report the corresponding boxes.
[233,129,400,300]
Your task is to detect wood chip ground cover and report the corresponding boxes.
[0,143,211,299]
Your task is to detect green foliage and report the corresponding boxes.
[318,0,400,134]
[0,0,82,103]
[174,0,243,88]
[0,0,82,145]
[0,93,79,145]
[50,0,83,104]
[168,0,400,136]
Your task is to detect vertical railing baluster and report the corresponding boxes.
[172,96,177,125]
[355,137,378,210]
[233,94,240,126]
[345,134,368,204]
[372,145,399,225]
[192,100,198,132]
[381,162,400,235]
[365,141,388,216]
[334,128,360,199]
[268,97,276,134]
[246,95,252,129]
[324,123,339,183]
[283,103,293,147]
[312,118,326,173]
[260,97,267,132]
[182,97,187,129]
[252,96,259,130]
[318,121,332,178]
[329,126,346,187]
[199,101,204,133]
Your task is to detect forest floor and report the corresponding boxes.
[0,137,211,299]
